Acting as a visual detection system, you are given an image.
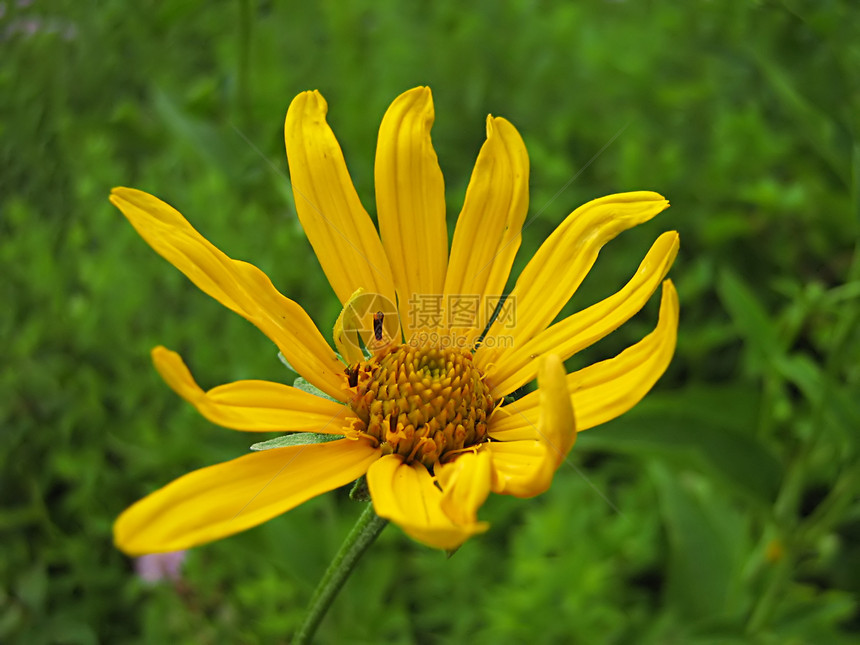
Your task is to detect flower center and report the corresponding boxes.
[346,345,494,469]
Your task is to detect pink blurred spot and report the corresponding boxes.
[135,550,188,584]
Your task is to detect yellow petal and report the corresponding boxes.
[436,450,492,527]
[333,288,369,365]
[110,187,346,401]
[476,191,670,369]
[366,454,488,550]
[486,231,679,396]
[332,288,401,361]
[490,280,679,441]
[375,87,448,341]
[486,440,554,498]
[486,355,575,498]
[114,438,380,555]
[152,347,354,433]
[536,354,577,464]
[565,280,679,429]
[443,116,529,348]
[284,91,398,310]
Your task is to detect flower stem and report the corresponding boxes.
[292,503,388,644]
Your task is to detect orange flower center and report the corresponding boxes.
[346,345,494,469]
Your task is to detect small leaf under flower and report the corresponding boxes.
[250,433,343,451]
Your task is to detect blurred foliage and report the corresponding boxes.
[2,0,859,642]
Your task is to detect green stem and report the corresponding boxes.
[749,141,860,633]
[292,503,388,644]
[747,549,795,634]
[798,467,860,544]
[237,0,252,124]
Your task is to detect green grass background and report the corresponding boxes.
[2,0,859,642]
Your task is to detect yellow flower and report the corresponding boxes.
[111,87,679,554]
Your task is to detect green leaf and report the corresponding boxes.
[717,269,782,362]
[250,433,342,451]
[293,377,340,402]
[773,353,860,453]
[576,386,782,504]
[750,46,849,186]
[152,88,244,180]
[772,588,858,644]
[650,463,747,621]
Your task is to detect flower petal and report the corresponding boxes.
[366,454,488,550]
[332,288,401,360]
[486,354,575,498]
[485,440,554,498]
[110,187,346,401]
[476,192,670,369]
[284,91,398,311]
[114,438,380,555]
[486,231,679,396]
[436,450,492,527]
[333,288,370,365]
[489,280,679,441]
[536,354,577,464]
[443,116,529,348]
[152,347,354,433]
[375,87,448,341]
[564,281,679,429]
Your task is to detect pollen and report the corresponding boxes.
[346,345,495,469]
